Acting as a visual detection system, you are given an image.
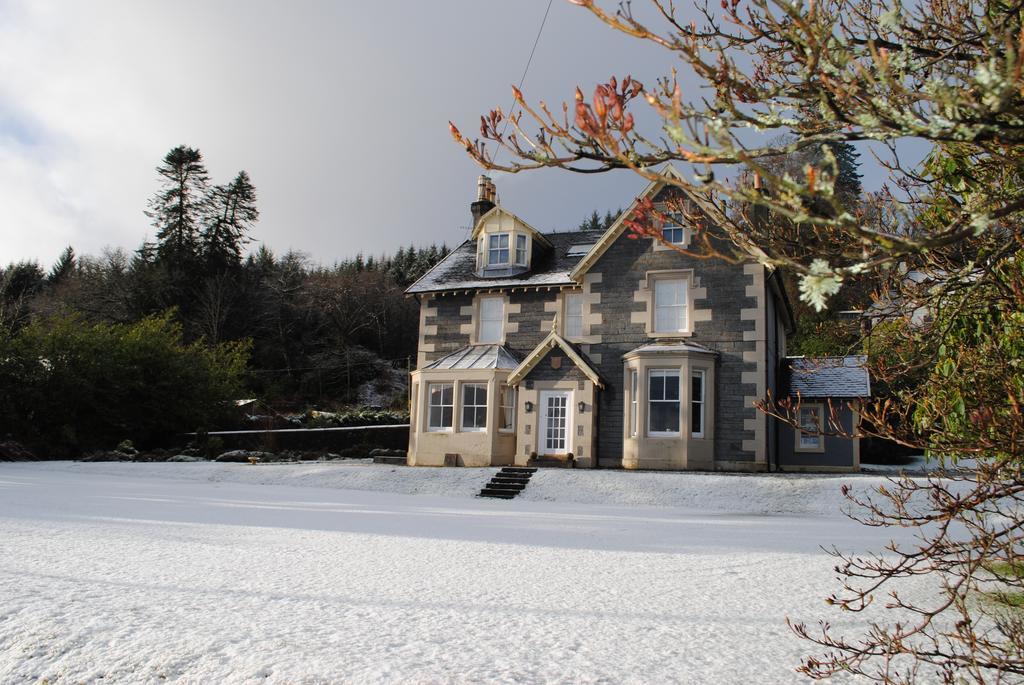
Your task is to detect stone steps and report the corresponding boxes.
[478,466,537,499]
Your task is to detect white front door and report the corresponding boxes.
[539,391,571,455]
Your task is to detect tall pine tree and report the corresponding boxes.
[203,170,258,272]
[147,145,210,273]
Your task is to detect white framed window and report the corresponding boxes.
[662,212,685,245]
[478,296,504,344]
[499,384,516,432]
[515,234,528,266]
[797,404,824,451]
[427,383,454,431]
[488,233,510,265]
[654,278,688,334]
[564,292,584,339]
[647,369,680,436]
[630,370,639,437]
[691,370,705,438]
[461,383,488,431]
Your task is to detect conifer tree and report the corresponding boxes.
[146,145,210,273]
[202,171,258,272]
[47,246,76,285]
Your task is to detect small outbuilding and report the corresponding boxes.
[777,356,870,472]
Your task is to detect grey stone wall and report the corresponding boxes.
[584,226,759,467]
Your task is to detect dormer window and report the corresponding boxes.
[488,234,510,266]
[515,234,528,266]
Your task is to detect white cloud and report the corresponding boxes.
[0,0,691,267]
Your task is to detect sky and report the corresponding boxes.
[0,1,898,269]
[0,0,684,267]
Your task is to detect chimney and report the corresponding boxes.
[470,174,496,227]
[751,172,769,227]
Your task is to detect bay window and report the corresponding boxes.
[648,369,680,436]
[461,383,488,431]
[630,370,638,437]
[691,370,705,438]
[499,384,515,432]
[427,383,454,431]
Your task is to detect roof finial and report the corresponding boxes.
[551,314,558,333]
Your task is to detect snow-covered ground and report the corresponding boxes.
[0,462,941,684]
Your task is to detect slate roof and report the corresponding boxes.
[406,229,607,294]
[423,344,521,370]
[784,355,870,398]
[623,341,719,357]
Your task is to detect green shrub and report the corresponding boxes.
[0,311,250,456]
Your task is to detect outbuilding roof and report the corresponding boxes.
[406,229,606,295]
[422,344,521,370]
[784,355,870,398]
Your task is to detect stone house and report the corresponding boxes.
[405,168,868,471]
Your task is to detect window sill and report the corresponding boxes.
[426,428,453,433]
[648,330,693,338]
[647,432,682,439]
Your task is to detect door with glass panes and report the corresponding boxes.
[539,390,572,455]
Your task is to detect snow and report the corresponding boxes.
[0,462,943,684]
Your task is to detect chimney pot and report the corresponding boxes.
[471,175,497,228]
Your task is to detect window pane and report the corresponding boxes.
[800,407,819,432]
[479,297,504,343]
[565,293,583,338]
[430,407,442,428]
[691,402,703,435]
[691,372,704,436]
[442,406,453,427]
[649,374,664,400]
[664,373,679,400]
[442,385,453,405]
[649,401,680,433]
[662,226,684,244]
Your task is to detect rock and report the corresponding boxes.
[80,450,130,462]
[0,440,36,462]
[214,450,273,463]
[167,454,207,462]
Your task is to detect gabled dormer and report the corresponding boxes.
[469,176,552,278]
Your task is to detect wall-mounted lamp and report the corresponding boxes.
[524,401,534,413]
[578,401,586,413]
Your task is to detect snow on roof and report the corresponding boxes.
[785,355,870,398]
[406,229,606,295]
[623,341,719,357]
[566,243,596,256]
[423,345,521,370]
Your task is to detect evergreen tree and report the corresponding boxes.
[47,246,76,285]
[202,171,258,272]
[577,208,621,231]
[146,145,210,273]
